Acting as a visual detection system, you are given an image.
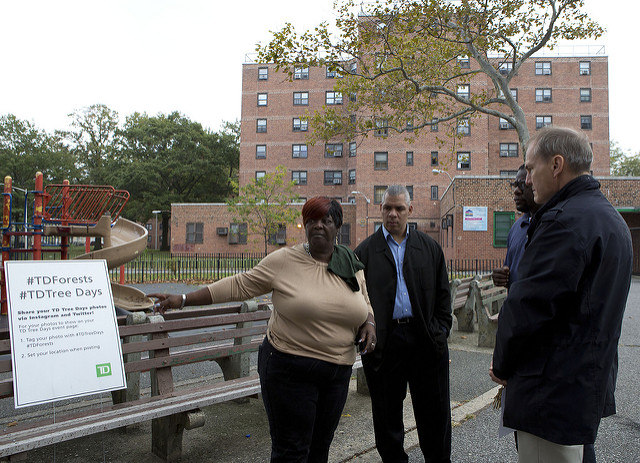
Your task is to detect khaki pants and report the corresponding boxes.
[517,431,584,463]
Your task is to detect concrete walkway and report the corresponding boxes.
[2,278,639,462]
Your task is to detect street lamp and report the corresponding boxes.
[152,210,161,250]
[432,168,454,201]
[350,191,370,235]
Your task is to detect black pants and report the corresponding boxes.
[257,337,352,463]
[364,322,451,463]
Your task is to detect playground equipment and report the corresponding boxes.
[1,172,154,315]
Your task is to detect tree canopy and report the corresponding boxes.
[257,0,603,155]
[227,166,300,254]
[610,141,640,177]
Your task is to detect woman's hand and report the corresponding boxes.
[489,358,508,386]
[147,293,182,315]
[356,315,377,355]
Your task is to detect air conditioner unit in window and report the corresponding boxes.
[217,227,228,236]
[333,179,342,185]
[580,70,589,75]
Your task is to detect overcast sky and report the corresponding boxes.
[1,0,636,154]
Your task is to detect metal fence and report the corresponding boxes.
[108,252,266,283]
[446,259,503,280]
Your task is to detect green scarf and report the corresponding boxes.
[328,244,365,292]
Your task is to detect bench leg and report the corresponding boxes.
[152,410,205,462]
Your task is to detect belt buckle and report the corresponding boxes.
[396,317,411,325]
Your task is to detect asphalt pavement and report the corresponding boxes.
[1,278,638,462]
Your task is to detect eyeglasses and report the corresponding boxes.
[509,180,526,191]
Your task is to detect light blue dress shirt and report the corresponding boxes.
[382,226,413,319]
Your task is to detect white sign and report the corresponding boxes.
[5,260,126,408]
[463,206,488,231]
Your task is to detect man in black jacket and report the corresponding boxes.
[490,126,633,462]
[355,185,452,463]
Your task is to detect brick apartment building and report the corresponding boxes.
[171,50,640,272]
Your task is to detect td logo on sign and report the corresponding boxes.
[96,363,112,377]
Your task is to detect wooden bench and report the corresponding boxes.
[449,276,475,332]
[470,277,508,348]
[0,300,271,462]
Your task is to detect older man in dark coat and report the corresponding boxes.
[491,126,633,463]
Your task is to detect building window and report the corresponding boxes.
[258,67,268,80]
[458,56,470,69]
[255,171,266,181]
[294,66,309,80]
[499,117,515,130]
[228,222,247,245]
[325,143,343,158]
[406,185,413,200]
[337,223,350,245]
[257,93,267,106]
[326,91,343,105]
[535,61,551,75]
[292,171,307,185]
[581,115,592,130]
[348,169,356,184]
[292,144,308,158]
[431,185,439,200]
[431,118,439,132]
[494,212,515,247]
[256,145,266,159]
[374,186,388,204]
[293,118,308,132]
[499,143,519,157]
[510,88,518,101]
[256,119,267,133]
[579,61,591,76]
[535,88,552,102]
[499,61,513,75]
[374,152,388,170]
[406,120,414,132]
[406,151,414,166]
[349,142,357,157]
[326,66,338,78]
[186,222,203,244]
[268,225,287,245]
[293,92,309,105]
[457,118,470,136]
[324,170,343,185]
[457,84,470,99]
[374,119,388,137]
[431,151,438,166]
[349,92,357,103]
[536,116,552,129]
[500,170,518,177]
[457,152,470,170]
[580,88,592,102]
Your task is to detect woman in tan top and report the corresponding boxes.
[149,197,376,462]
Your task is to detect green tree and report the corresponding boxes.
[258,0,603,156]
[227,166,300,254]
[60,104,120,184]
[0,114,79,222]
[115,112,239,249]
[610,141,640,177]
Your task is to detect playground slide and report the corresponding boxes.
[73,218,154,312]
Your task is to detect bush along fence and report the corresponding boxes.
[107,252,266,283]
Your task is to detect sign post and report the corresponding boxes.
[4,260,126,408]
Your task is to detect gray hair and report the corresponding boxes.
[383,185,411,207]
[526,126,592,173]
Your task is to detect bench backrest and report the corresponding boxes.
[0,301,272,401]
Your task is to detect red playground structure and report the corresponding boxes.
[1,172,154,316]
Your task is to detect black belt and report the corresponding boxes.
[394,317,413,325]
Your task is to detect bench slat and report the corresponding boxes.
[124,339,264,374]
[118,310,271,337]
[121,325,268,355]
